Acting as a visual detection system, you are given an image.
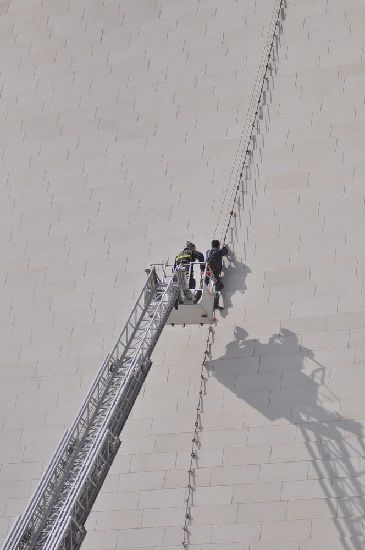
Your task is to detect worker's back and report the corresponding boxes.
[206,245,228,274]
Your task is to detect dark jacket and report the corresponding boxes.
[206,246,228,275]
[174,248,205,270]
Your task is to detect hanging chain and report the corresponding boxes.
[213,0,286,244]
[181,1,286,546]
[182,324,214,548]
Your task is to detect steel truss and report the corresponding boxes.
[4,267,179,550]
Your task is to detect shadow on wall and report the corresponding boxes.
[218,249,251,318]
[207,327,365,548]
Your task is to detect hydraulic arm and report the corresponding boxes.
[4,267,179,550]
[4,264,215,550]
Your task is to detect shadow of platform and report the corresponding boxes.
[207,327,365,548]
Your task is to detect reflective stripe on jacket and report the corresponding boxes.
[175,250,193,265]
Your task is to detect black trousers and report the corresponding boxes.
[188,273,196,289]
[215,275,224,291]
[205,271,223,291]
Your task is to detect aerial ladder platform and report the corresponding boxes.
[4,263,216,550]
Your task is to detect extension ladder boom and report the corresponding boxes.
[4,264,215,550]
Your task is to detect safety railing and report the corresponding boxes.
[158,261,217,302]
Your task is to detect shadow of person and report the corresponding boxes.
[207,326,365,548]
[219,252,251,318]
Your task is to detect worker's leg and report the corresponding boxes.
[189,273,196,289]
[215,274,224,291]
[193,286,202,304]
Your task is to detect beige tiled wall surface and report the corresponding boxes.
[1,0,365,548]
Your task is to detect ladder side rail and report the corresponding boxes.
[69,267,159,435]
[5,434,69,549]
[30,336,148,545]
[106,272,160,368]
[55,516,82,550]
[40,278,179,549]
[68,270,165,449]
[4,268,161,550]
[28,274,176,548]
[2,432,69,550]
[24,354,138,548]
[10,354,111,549]
[46,357,153,549]
[42,428,113,550]
[108,359,152,444]
[45,379,143,550]
[79,265,158,409]
[52,267,160,466]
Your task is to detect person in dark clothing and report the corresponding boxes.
[206,240,229,291]
[174,241,205,301]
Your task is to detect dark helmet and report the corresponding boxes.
[185,241,195,250]
[211,239,220,248]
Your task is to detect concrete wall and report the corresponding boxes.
[1,0,365,549]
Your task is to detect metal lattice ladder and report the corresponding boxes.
[4,264,215,550]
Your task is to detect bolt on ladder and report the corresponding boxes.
[4,264,216,550]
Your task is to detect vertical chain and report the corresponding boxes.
[182,1,286,546]
[214,0,286,244]
[182,324,214,548]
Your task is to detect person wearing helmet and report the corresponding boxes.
[174,241,205,301]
